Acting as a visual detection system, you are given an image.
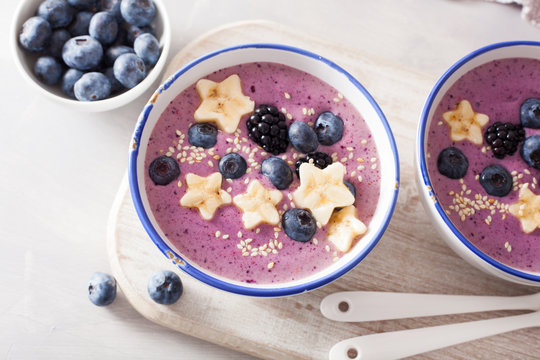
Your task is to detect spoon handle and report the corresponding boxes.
[329,311,540,360]
[320,291,531,322]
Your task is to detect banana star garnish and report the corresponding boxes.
[327,205,367,252]
[293,162,355,226]
[180,172,231,220]
[442,99,489,145]
[233,179,283,229]
[194,74,255,134]
[508,183,540,234]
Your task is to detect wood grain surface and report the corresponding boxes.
[107,20,540,359]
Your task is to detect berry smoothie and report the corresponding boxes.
[144,62,381,284]
[427,57,540,274]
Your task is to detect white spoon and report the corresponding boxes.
[321,291,540,322]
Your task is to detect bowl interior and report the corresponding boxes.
[130,44,399,295]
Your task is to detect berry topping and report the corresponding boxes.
[219,153,247,179]
[344,180,356,199]
[281,208,317,242]
[437,147,468,179]
[147,270,183,305]
[288,121,318,154]
[187,123,218,149]
[88,272,116,306]
[148,155,180,185]
[479,164,512,197]
[261,157,293,190]
[246,104,289,155]
[314,111,344,145]
[521,135,540,169]
[294,151,332,177]
[484,122,525,159]
[520,98,540,129]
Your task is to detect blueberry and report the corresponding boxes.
[147,270,183,305]
[88,272,116,306]
[121,0,156,27]
[37,0,75,29]
[74,72,111,101]
[282,208,317,242]
[437,147,468,179]
[479,164,512,197]
[187,123,218,148]
[67,0,96,10]
[344,180,356,198]
[34,56,63,86]
[148,155,180,185]
[261,157,293,190]
[89,11,118,45]
[113,53,146,88]
[68,11,93,36]
[97,0,123,21]
[104,67,123,94]
[521,98,540,129]
[61,68,84,98]
[62,35,103,70]
[45,29,71,59]
[19,16,52,52]
[521,135,540,169]
[218,153,247,179]
[288,121,318,154]
[104,45,134,66]
[133,33,160,66]
[314,111,344,145]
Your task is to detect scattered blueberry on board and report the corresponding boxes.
[219,153,248,180]
[261,157,293,190]
[148,155,180,185]
[437,146,469,179]
[18,0,161,101]
[479,164,512,197]
[282,208,317,242]
[147,270,183,305]
[88,272,117,306]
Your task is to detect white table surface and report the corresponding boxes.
[2,0,540,358]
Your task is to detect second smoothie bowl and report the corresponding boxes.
[129,44,399,296]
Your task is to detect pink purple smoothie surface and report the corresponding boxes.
[427,57,540,274]
[144,62,381,284]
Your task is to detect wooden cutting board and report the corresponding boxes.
[107,20,539,359]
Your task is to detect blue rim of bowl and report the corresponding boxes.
[129,43,400,296]
[418,40,540,283]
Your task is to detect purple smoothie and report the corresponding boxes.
[427,57,540,274]
[144,62,381,284]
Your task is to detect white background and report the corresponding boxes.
[2,0,540,358]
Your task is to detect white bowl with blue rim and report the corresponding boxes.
[129,43,400,296]
[416,41,540,287]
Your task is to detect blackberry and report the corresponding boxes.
[294,152,333,177]
[484,122,525,159]
[246,104,289,155]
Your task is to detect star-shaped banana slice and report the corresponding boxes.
[180,172,231,220]
[327,205,367,252]
[442,99,489,145]
[293,162,355,226]
[194,74,255,134]
[233,179,283,229]
[508,183,540,234]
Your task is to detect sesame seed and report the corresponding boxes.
[340,157,348,163]
[281,107,287,113]
[215,231,221,238]
[348,153,353,160]
[226,187,232,193]
[525,169,531,175]
[371,163,377,170]
[325,245,330,252]
[313,238,318,245]
[242,252,249,257]
[226,178,233,184]
[302,108,307,115]
[237,244,243,249]
[317,221,322,228]
[188,160,194,164]
[268,262,275,269]
[511,170,518,176]
[177,180,182,187]
[261,152,267,156]
[176,153,182,159]
[246,168,252,173]
[287,160,294,165]
[357,175,363,182]
[284,92,291,99]
[351,171,357,177]
[222,234,229,239]
[256,228,261,234]
[244,178,250,184]
[475,174,480,181]
[278,242,283,249]
[518,173,524,179]
[357,157,364,163]
[333,97,340,102]
[286,113,293,120]
[208,160,214,167]
[165,152,172,157]
[308,122,314,127]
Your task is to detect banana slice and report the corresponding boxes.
[194,74,255,134]
[327,205,367,253]
[508,183,540,234]
[293,162,354,226]
[233,179,283,229]
[442,99,489,145]
[180,172,231,220]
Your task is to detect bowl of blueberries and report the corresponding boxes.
[11,0,171,112]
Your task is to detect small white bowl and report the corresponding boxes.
[416,41,540,286]
[10,0,171,112]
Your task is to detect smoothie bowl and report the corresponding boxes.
[129,44,399,296]
[417,41,540,286]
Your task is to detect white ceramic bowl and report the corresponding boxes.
[416,41,540,286]
[10,0,170,112]
[129,44,400,297]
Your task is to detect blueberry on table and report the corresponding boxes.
[89,11,119,45]
[147,270,183,305]
[88,272,116,306]
[113,53,146,88]
[19,16,52,52]
[62,35,104,70]
[133,33,160,66]
[521,135,540,169]
[219,153,247,179]
[437,147,468,179]
[521,98,540,129]
[61,68,84,98]
[314,111,344,146]
[104,45,134,66]
[120,0,156,27]
[68,11,93,36]
[67,0,96,10]
[294,151,332,177]
[187,123,218,148]
[46,29,71,58]
[288,121,319,154]
[37,0,75,29]
[246,104,289,155]
[148,155,180,185]
[484,122,524,159]
[261,157,293,190]
[34,56,63,86]
[282,208,317,242]
[74,72,111,101]
[480,164,512,197]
